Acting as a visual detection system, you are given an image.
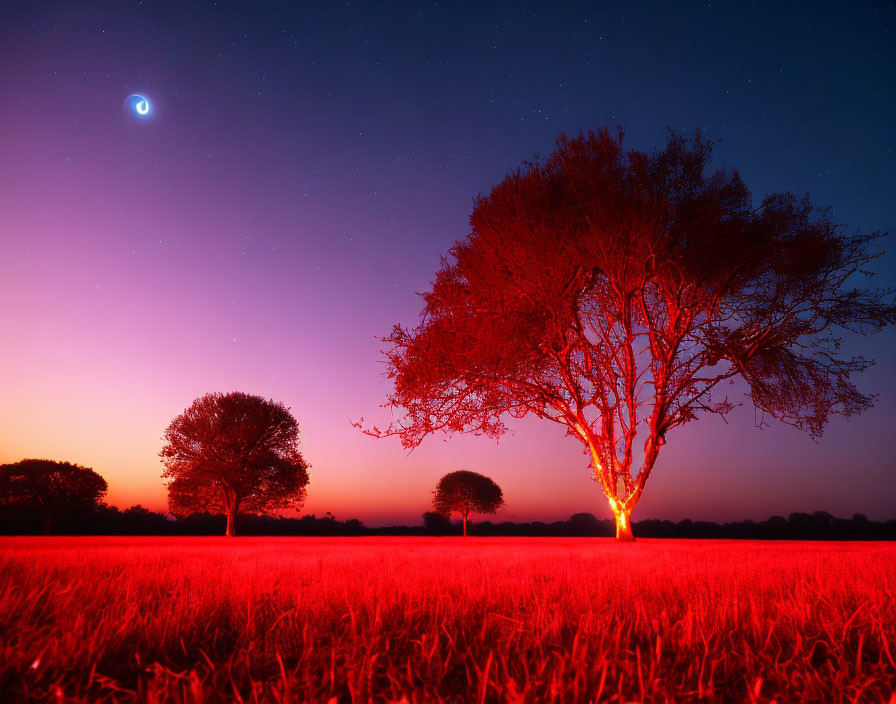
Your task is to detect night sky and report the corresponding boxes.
[1,1,894,525]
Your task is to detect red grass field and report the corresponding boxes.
[1,537,894,703]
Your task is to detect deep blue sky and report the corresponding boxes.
[1,1,894,523]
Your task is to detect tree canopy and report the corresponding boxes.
[372,127,895,541]
[160,391,310,536]
[0,459,108,535]
[432,470,505,536]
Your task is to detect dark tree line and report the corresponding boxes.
[1,503,893,540]
[456,511,896,540]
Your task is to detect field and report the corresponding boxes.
[1,538,894,703]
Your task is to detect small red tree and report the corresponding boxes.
[160,392,310,537]
[0,459,107,535]
[432,470,505,536]
[368,128,895,541]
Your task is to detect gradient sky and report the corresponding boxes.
[1,1,894,526]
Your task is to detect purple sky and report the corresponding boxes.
[1,1,894,525]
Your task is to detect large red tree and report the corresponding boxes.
[369,128,895,541]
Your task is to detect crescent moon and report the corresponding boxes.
[125,93,152,118]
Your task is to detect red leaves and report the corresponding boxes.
[374,126,894,523]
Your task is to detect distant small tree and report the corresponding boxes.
[160,392,310,537]
[0,459,107,535]
[432,470,505,536]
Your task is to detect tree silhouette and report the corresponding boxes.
[432,470,505,536]
[369,128,895,541]
[160,392,310,537]
[0,459,107,535]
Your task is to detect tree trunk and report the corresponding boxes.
[42,513,52,536]
[223,487,239,537]
[462,512,468,537]
[614,508,635,542]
